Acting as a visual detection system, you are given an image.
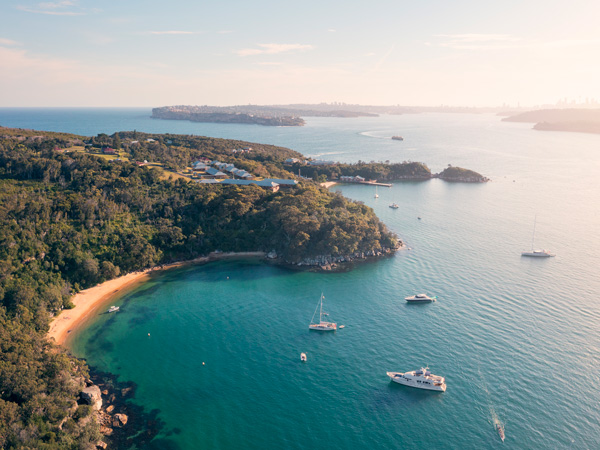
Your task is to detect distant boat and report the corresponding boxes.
[522,216,555,257]
[374,186,379,198]
[301,352,307,362]
[405,294,436,303]
[496,423,505,442]
[417,216,422,220]
[387,367,446,391]
[107,306,119,313]
[389,203,399,209]
[391,136,404,141]
[309,293,337,331]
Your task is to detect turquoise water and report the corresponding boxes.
[5,109,599,448]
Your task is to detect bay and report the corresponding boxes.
[4,108,599,448]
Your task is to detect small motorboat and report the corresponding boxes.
[389,203,399,209]
[301,353,307,362]
[107,306,119,313]
[497,423,505,442]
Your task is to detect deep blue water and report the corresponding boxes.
[4,108,599,448]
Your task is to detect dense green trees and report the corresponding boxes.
[0,127,398,449]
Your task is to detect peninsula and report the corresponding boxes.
[502,108,600,135]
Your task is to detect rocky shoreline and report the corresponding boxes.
[269,244,403,272]
[82,367,176,449]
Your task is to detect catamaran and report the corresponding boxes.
[309,293,337,331]
[522,215,555,257]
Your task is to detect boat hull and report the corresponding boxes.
[387,372,446,392]
[309,323,336,331]
[521,251,554,257]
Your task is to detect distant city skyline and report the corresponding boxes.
[1,0,599,107]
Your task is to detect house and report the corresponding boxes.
[101,146,117,155]
[261,178,298,188]
[220,179,280,192]
[284,158,303,165]
[340,175,366,183]
[308,159,336,166]
[202,168,227,179]
[195,179,222,184]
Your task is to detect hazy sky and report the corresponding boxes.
[1,0,599,107]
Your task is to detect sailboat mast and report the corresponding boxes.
[320,294,324,322]
[531,215,537,250]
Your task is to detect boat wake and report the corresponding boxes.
[358,131,388,139]
[478,367,506,443]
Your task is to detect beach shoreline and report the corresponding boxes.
[47,252,265,347]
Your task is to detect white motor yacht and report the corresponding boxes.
[107,306,119,313]
[387,367,446,391]
[404,294,436,303]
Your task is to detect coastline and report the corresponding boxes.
[47,252,265,347]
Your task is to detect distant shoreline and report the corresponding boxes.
[47,252,265,347]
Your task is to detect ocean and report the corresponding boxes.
[3,108,599,449]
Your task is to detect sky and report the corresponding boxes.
[1,0,600,107]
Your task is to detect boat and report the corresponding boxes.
[107,306,119,313]
[521,215,555,257]
[497,423,505,442]
[404,294,436,303]
[391,136,404,141]
[374,186,379,198]
[389,203,399,209]
[387,367,446,391]
[301,353,307,362]
[309,293,337,331]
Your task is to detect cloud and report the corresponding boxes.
[147,30,205,35]
[435,34,519,43]
[16,1,84,16]
[236,43,313,57]
[38,1,76,8]
[433,33,600,51]
[433,34,521,50]
[0,38,20,46]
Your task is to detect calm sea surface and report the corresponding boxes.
[3,108,599,449]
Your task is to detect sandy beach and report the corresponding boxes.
[47,252,265,347]
[320,181,338,188]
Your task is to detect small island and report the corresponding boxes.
[435,166,489,182]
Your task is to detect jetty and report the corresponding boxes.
[357,181,392,187]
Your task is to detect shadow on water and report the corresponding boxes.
[89,367,182,450]
[156,259,294,284]
[370,381,445,410]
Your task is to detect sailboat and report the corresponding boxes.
[521,216,555,257]
[374,186,379,198]
[309,293,337,331]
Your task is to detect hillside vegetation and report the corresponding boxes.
[0,127,398,449]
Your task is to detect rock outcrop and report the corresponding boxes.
[81,385,102,410]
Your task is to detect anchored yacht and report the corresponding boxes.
[386,367,446,391]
